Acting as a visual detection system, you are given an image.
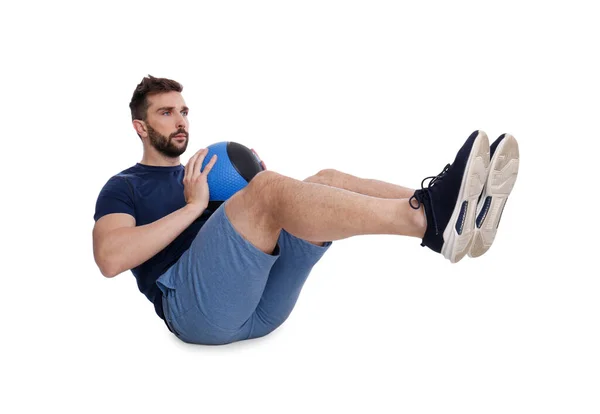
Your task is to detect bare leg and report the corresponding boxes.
[299,169,416,246]
[225,171,426,255]
[303,169,415,199]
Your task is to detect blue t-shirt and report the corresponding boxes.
[93,163,213,320]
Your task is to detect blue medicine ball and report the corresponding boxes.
[200,141,266,211]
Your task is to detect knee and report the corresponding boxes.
[249,170,286,192]
[305,169,336,185]
[317,169,337,179]
[226,170,282,214]
[244,170,286,208]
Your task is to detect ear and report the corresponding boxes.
[133,119,148,138]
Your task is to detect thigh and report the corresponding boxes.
[248,230,333,339]
[223,171,282,256]
[158,202,281,342]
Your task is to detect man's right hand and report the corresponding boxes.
[184,148,217,214]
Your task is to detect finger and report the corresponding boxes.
[192,148,209,179]
[190,148,208,179]
[202,154,218,175]
[184,156,192,181]
[184,149,202,181]
[251,148,266,170]
[184,153,195,180]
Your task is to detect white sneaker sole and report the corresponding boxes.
[441,131,490,263]
[468,134,520,258]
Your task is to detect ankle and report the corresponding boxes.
[411,202,427,239]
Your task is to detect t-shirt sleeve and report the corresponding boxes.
[94,176,135,222]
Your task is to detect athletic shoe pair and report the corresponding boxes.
[410,130,520,263]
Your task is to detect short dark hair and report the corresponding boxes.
[129,75,183,121]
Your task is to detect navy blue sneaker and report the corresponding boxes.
[410,130,490,263]
[468,133,520,257]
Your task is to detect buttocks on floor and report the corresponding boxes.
[157,202,332,345]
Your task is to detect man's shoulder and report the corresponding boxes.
[99,165,139,189]
[105,164,145,181]
[115,164,140,177]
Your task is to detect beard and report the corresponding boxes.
[147,123,189,158]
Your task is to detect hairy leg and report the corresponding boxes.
[224,170,425,255]
[303,169,415,199]
[300,169,416,245]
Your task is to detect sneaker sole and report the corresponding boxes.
[441,131,490,263]
[468,134,520,258]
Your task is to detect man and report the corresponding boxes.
[93,75,520,345]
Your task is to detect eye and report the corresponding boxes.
[162,111,171,116]
[182,110,188,116]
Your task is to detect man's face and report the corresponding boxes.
[143,91,190,158]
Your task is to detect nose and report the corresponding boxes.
[175,112,187,130]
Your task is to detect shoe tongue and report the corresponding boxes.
[433,164,451,185]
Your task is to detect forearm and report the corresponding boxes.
[100,204,203,277]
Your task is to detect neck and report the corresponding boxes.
[140,149,181,167]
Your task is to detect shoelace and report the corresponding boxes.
[409,163,451,236]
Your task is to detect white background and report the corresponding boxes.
[1,0,599,413]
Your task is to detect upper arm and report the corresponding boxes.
[93,175,137,276]
[93,213,136,276]
[93,213,136,248]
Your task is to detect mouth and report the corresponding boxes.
[173,134,187,141]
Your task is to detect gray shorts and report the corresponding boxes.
[157,202,332,345]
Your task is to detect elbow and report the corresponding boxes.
[99,261,118,278]
[100,265,118,278]
[93,233,126,278]
[96,254,120,278]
